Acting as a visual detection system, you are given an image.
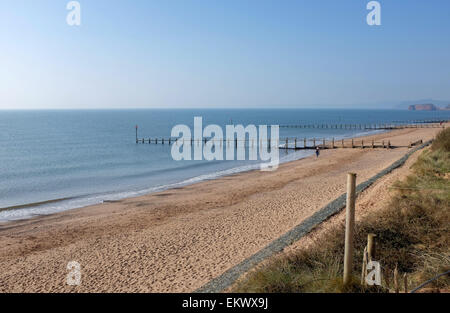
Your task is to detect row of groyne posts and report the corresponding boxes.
[278,121,446,129]
[136,136,420,150]
[134,121,440,149]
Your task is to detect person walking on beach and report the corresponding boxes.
[315,146,320,158]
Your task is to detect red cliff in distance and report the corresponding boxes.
[408,104,439,111]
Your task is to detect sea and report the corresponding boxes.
[1,109,449,221]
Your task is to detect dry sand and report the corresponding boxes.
[0,126,443,292]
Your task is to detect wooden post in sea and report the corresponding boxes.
[286,138,289,149]
[372,140,375,148]
[313,138,316,147]
[304,138,307,148]
[351,138,354,148]
[342,139,344,148]
[323,138,325,147]
[332,138,335,149]
[295,138,297,149]
[343,173,357,286]
[135,125,138,143]
[361,140,364,149]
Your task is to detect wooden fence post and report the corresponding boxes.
[343,173,357,285]
[361,233,376,286]
[361,246,368,285]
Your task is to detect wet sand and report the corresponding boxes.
[0,126,443,292]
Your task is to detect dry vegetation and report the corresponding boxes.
[233,128,450,293]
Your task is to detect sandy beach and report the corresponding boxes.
[0,126,443,292]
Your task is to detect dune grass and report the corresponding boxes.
[233,128,450,293]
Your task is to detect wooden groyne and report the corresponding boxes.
[136,137,424,150]
[391,118,449,124]
[135,122,439,149]
[278,123,445,129]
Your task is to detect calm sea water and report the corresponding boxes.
[0,109,448,221]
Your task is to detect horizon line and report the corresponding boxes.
[0,107,412,111]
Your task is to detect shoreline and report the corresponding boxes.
[0,128,388,223]
[0,126,444,292]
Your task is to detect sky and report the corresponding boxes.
[1,0,450,109]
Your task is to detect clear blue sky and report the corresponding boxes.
[1,0,450,109]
